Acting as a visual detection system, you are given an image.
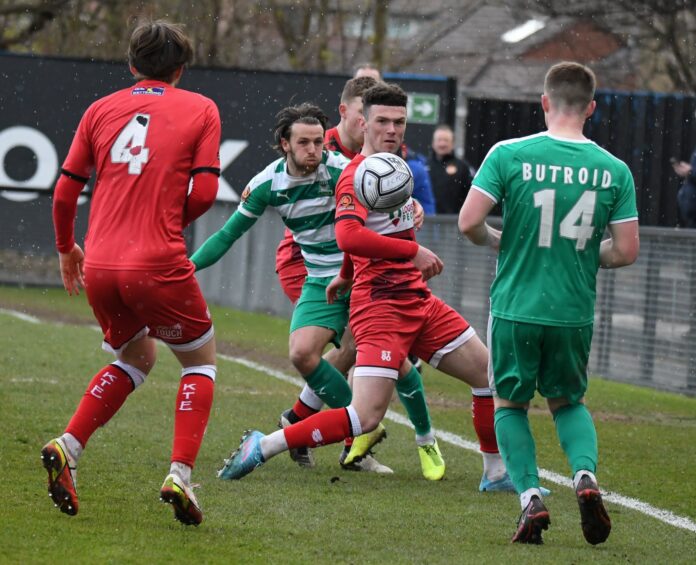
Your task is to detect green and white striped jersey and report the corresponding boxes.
[239,150,350,277]
[473,132,638,326]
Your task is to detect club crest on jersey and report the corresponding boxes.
[132,86,165,96]
[241,186,251,202]
[317,178,333,195]
[338,194,355,211]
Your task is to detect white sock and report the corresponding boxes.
[415,432,435,446]
[520,487,542,510]
[481,452,507,482]
[60,433,83,463]
[260,429,288,460]
[573,469,597,489]
[169,461,192,485]
[299,384,324,411]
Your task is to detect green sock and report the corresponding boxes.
[553,403,597,475]
[396,366,431,436]
[304,358,352,408]
[494,407,539,493]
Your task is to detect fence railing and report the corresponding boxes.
[192,205,696,395]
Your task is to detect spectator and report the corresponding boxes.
[400,144,436,215]
[428,124,474,214]
[672,153,696,227]
[353,62,382,81]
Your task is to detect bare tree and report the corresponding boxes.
[504,0,696,93]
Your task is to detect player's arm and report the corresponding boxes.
[599,220,639,268]
[335,219,442,280]
[458,188,501,250]
[53,110,95,296]
[183,171,219,227]
[189,210,257,271]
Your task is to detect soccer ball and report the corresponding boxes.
[353,152,414,213]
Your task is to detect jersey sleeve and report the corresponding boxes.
[334,162,368,224]
[609,162,639,223]
[238,174,272,218]
[189,210,257,270]
[191,100,222,175]
[61,105,96,180]
[471,144,505,203]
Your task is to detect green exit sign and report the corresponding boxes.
[407,93,440,124]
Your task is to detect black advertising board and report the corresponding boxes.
[0,53,456,255]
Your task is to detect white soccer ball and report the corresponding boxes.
[353,152,414,213]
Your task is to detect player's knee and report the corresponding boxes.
[289,344,320,373]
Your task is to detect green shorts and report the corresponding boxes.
[290,276,350,347]
[489,317,593,404]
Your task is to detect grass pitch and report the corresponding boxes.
[2,285,695,563]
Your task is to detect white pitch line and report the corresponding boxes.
[2,309,694,534]
[219,352,696,535]
[0,308,40,324]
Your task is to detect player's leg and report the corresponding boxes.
[413,297,503,485]
[487,317,549,543]
[41,267,154,516]
[130,266,216,526]
[543,325,610,544]
[288,277,353,407]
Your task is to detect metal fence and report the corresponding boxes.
[193,205,696,395]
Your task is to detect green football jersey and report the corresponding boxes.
[472,132,638,326]
[239,150,349,277]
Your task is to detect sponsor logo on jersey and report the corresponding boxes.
[132,86,165,96]
[381,350,392,361]
[240,186,251,202]
[338,194,354,211]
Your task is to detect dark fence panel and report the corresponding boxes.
[465,91,696,227]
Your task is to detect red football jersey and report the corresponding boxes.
[61,79,221,270]
[324,127,359,159]
[334,155,429,306]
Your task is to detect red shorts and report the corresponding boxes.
[84,264,213,355]
[275,230,306,304]
[350,295,474,379]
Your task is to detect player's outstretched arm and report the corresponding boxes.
[189,211,257,271]
[599,220,639,268]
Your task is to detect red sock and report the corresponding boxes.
[283,408,352,449]
[292,398,319,421]
[65,364,134,447]
[171,375,215,468]
[472,395,499,453]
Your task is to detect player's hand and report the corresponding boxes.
[59,244,85,296]
[413,199,425,230]
[412,245,443,281]
[326,275,352,304]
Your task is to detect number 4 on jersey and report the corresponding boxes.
[110,114,151,174]
[534,189,596,250]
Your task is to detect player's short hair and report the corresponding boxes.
[273,103,329,155]
[128,20,193,82]
[341,76,378,104]
[362,83,408,119]
[544,62,596,113]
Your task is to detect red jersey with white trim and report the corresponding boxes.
[335,154,429,306]
[61,79,221,270]
[324,127,359,159]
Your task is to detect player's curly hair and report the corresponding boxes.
[128,20,193,83]
[362,83,408,119]
[272,103,329,156]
